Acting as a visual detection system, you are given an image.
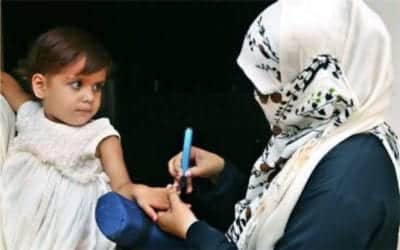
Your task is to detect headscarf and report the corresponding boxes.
[226,0,400,249]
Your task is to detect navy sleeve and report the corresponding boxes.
[190,161,248,230]
[275,133,400,250]
[186,221,237,250]
[182,161,248,250]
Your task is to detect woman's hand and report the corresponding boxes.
[157,185,198,239]
[168,146,225,194]
[116,183,170,221]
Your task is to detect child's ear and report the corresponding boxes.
[31,73,48,99]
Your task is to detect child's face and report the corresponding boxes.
[32,57,107,126]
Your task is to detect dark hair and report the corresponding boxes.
[15,27,112,94]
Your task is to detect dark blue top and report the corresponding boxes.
[186,133,400,250]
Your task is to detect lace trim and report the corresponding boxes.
[11,145,109,184]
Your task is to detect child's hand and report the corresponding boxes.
[117,183,170,221]
[156,185,198,239]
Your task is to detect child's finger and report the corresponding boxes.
[167,188,182,209]
[173,179,180,189]
[152,199,170,210]
[142,204,158,222]
[172,182,180,191]
[185,172,193,194]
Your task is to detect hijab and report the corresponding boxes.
[226,1,399,249]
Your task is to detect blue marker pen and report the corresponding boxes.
[180,127,193,192]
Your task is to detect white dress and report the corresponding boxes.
[0,101,117,250]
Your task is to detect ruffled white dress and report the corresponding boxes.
[1,101,117,250]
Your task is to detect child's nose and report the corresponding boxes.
[82,88,95,103]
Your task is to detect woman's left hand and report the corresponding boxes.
[156,185,198,239]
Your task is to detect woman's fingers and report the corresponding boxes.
[168,153,182,180]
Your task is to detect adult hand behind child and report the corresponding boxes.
[157,185,198,239]
[0,71,31,111]
[168,146,225,194]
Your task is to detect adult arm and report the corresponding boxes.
[0,72,32,111]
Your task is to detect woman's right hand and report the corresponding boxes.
[168,146,225,194]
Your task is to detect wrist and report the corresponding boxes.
[129,183,145,199]
[114,182,133,198]
[182,216,199,239]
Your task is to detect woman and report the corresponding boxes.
[157,0,400,249]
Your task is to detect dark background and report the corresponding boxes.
[2,0,273,227]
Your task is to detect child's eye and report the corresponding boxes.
[93,83,104,92]
[70,81,82,90]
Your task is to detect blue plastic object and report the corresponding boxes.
[95,192,186,249]
[181,127,193,174]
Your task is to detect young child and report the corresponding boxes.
[0,27,169,250]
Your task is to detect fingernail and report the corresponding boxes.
[185,170,191,177]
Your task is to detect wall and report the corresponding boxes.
[366,0,400,134]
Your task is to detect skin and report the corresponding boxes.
[1,57,169,221]
[30,57,105,127]
[157,146,225,238]
[157,185,198,239]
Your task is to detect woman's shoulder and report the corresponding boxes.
[308,133,398,199]
[326,133,389,162]
[281,133,400,250]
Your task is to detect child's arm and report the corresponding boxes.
[98,136,169,221]
[0,72,32,112]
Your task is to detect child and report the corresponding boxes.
[0,27,169,250]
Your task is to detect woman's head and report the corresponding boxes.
[17,27,112,126]
[237,0,393,135]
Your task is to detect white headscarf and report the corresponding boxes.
[226,0,400,249]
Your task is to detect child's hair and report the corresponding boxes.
[15,26,112,95]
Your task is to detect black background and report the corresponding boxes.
[2,1,273,192]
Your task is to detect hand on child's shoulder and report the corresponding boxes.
[1,72,17,90]
[1,71,32,111]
